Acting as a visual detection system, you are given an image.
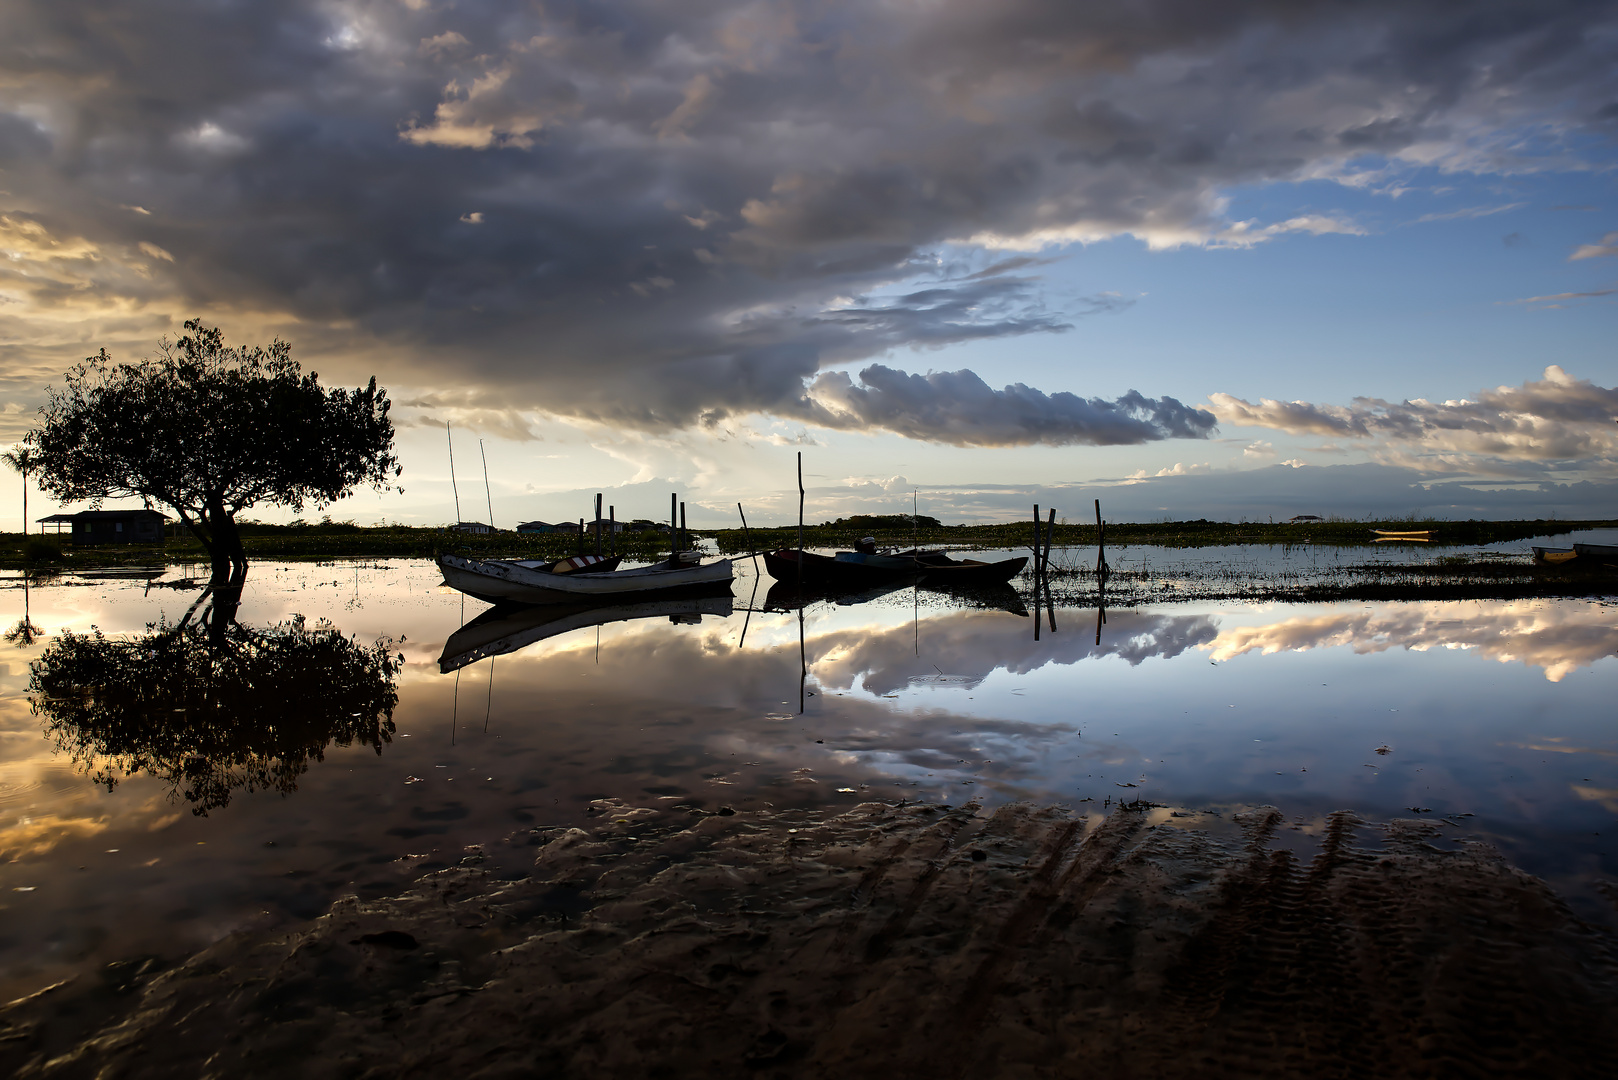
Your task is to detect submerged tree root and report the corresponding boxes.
[7,801,1617,1079]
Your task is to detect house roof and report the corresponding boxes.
[37,509,168,522]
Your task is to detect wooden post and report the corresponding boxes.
[594,493,603,556]
[797,451,805,587]
[578,517,585,556]
[1045,507,1056,576]
[609,505,616,556]
[670,492,677,563]
[738,502,755,556]
[680,501,687,558]
[1095,498,1107,582]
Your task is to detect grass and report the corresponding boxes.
[709,517,1616,554]
[0,522,684,570]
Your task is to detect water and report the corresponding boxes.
[1,554,1615,1001]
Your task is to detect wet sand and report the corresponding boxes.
[5,799,1617,1078]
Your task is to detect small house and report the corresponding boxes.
[449,521,495,535]
[39,509,168,545]
[517,520,583,535]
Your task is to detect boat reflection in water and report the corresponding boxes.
[438,591,736,673]
[762,578,1029,617]
[28,611,401,814]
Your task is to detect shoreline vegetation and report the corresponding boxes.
[2,514,1611,567]
[2,516,1614,604]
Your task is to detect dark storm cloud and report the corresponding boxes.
[1,0,1614,443]
[807,366,1215,447]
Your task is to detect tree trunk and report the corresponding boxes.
[202,501,247,585]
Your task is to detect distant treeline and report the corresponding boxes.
[1,516,1611,569]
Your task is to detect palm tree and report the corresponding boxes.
[1,444,39,534]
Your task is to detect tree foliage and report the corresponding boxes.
[26,321,399,578]
[29,615,401,814]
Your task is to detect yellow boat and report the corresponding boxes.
[1532,546,1578,565]
[1372,529,1432,538]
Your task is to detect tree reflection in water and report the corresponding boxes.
[28,589,401,814]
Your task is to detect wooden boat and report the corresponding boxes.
[437,552,732,605]
[1532,546,1579,565]
[1572,542,1618,561]
[763,548,919,588]
[1372,529,1432,538]
[439,593,734,672]
[912,552,1028,586]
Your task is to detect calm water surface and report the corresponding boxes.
[1,554,1615,1000]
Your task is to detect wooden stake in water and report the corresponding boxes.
[680,501,687,557]
[595,493,603,556]
[1032,503,1041,582]
[609,505,616,556]
[738,502,757,573]
[1095,498,1108,582]
[797,452,805,587]
[670,492,678,563]
[1045,507,1056,576]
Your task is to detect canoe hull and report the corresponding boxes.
[438,554,734,605]
[920,555,1028,586]
[762,549,915,587]
[1573,543,1618,561]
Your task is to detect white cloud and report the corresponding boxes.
[1570,231,1618,260]
[1209,366,1618,474]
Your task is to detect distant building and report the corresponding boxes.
[516,520,581,534]
[448,521,495,534]
[1287,515,1323,523]
[38,509,168,545]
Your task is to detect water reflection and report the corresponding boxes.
[1207,602,1618,681]
[1,560,1614,1008]
[29,613,401,813]
[811,609,1220,695]
[440,593,734,672]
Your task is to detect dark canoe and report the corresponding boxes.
[916,554,1029,586]
[1572,543,1618,561]
[762,548,919,588]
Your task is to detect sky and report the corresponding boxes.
[1,0,1615,528]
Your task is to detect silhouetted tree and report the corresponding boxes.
[1,444,39,535]
[29,614,402,814]
[24,320,400,583]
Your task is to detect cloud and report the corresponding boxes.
[805,365,1217,447]
[1206,601,1618,682]
[1413,202,1526,223]
[1570,231,1618,260]
[1209,366,1618,473]
[0,0,1615,444]
[1504,287,1618,307]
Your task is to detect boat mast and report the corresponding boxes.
[447,422,461,524]
[480,439,494,530]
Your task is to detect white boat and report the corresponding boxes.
[437,552,733,605]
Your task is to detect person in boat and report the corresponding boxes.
[854,536,879,554]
